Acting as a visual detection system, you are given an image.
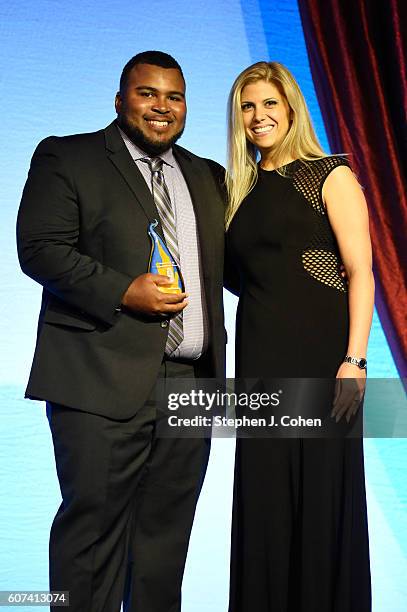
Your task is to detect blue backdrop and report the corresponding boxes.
[0,1,405,610]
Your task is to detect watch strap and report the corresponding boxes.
[344,355,367,369]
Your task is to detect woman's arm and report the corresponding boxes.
[323,165,375,379]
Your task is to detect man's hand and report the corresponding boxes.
[121,273,188,317]
[339,263,348,283]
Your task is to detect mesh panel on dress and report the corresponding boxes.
[293,157,350,292]
[302,249,347,292]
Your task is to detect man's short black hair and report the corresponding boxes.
[119,51,184,92]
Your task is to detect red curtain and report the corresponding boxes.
[298,0,407,375]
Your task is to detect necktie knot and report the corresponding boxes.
[143,157,164,173]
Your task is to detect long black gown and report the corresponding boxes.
[226,157,371,612]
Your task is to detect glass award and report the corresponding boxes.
[148,220,184,294]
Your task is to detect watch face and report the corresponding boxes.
[358,358,367,369]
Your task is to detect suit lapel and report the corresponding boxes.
[104,123,221,278]
[104,121,161,227]
[173,146,217,282]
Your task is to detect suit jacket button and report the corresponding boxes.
[160,320,169,328]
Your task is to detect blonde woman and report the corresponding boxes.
[225,62,373,611]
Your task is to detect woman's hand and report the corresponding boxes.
[331,362,366,423]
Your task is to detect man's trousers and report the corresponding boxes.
[47,359,210,612]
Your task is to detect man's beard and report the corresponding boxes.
[117,116,185,156]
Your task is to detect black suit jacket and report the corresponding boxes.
[17,121,226,419]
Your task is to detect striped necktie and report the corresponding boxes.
[142,157,184,355]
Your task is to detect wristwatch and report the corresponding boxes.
[344,356,367,370]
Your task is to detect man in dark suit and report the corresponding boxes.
[17,51,225,612]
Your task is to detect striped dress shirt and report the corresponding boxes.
[119,127,208,360]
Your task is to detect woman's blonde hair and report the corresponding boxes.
[225,61,327,228]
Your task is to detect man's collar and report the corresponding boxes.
[117,124,175,168]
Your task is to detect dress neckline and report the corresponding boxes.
[258,159,299,173]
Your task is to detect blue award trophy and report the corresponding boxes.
[148,220,184,293]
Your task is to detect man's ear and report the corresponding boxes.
[115,92,122,114]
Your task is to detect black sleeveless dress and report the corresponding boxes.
[226,157,371,612]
